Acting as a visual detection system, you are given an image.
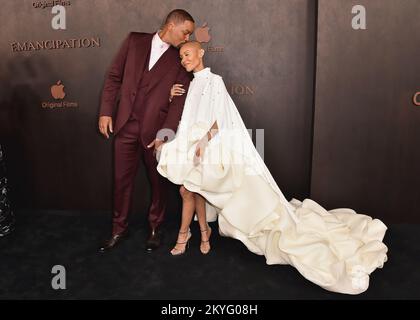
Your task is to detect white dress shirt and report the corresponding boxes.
[148,32,170,71]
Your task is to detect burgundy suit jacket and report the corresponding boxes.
[100,32,192,147]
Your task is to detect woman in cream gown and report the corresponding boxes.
[157,41,388,295]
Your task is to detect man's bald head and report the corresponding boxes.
[164,9,194,26]
[160,9,195,47]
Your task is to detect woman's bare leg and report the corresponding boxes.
[195,193,211,254]
[171,186,195,255]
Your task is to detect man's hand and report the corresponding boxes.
[99,116,113,139]
[147,139,165,157]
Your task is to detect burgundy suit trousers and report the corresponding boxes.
[112,118,168,235]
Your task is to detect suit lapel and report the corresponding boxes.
[134,33,153,88]
[146,46,179,94]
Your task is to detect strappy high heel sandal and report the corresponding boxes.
[200,226,212,255]
[170,230,192,256]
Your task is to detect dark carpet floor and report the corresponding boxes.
[0,211,419,300]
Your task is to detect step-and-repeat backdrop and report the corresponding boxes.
[1,0,418,223]
[313,0,420,223]
[0,0,316,216]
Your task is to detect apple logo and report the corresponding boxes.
[51,80,65,99]
[194,22,211,43]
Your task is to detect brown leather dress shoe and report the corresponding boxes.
[99,231,129,253]
[145,227,162,252]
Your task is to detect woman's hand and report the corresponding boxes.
[193,137,208,166]
[169,84,185,102]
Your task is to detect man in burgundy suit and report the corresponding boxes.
[98,9,194,252]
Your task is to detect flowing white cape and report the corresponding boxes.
[157,68,388,294]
